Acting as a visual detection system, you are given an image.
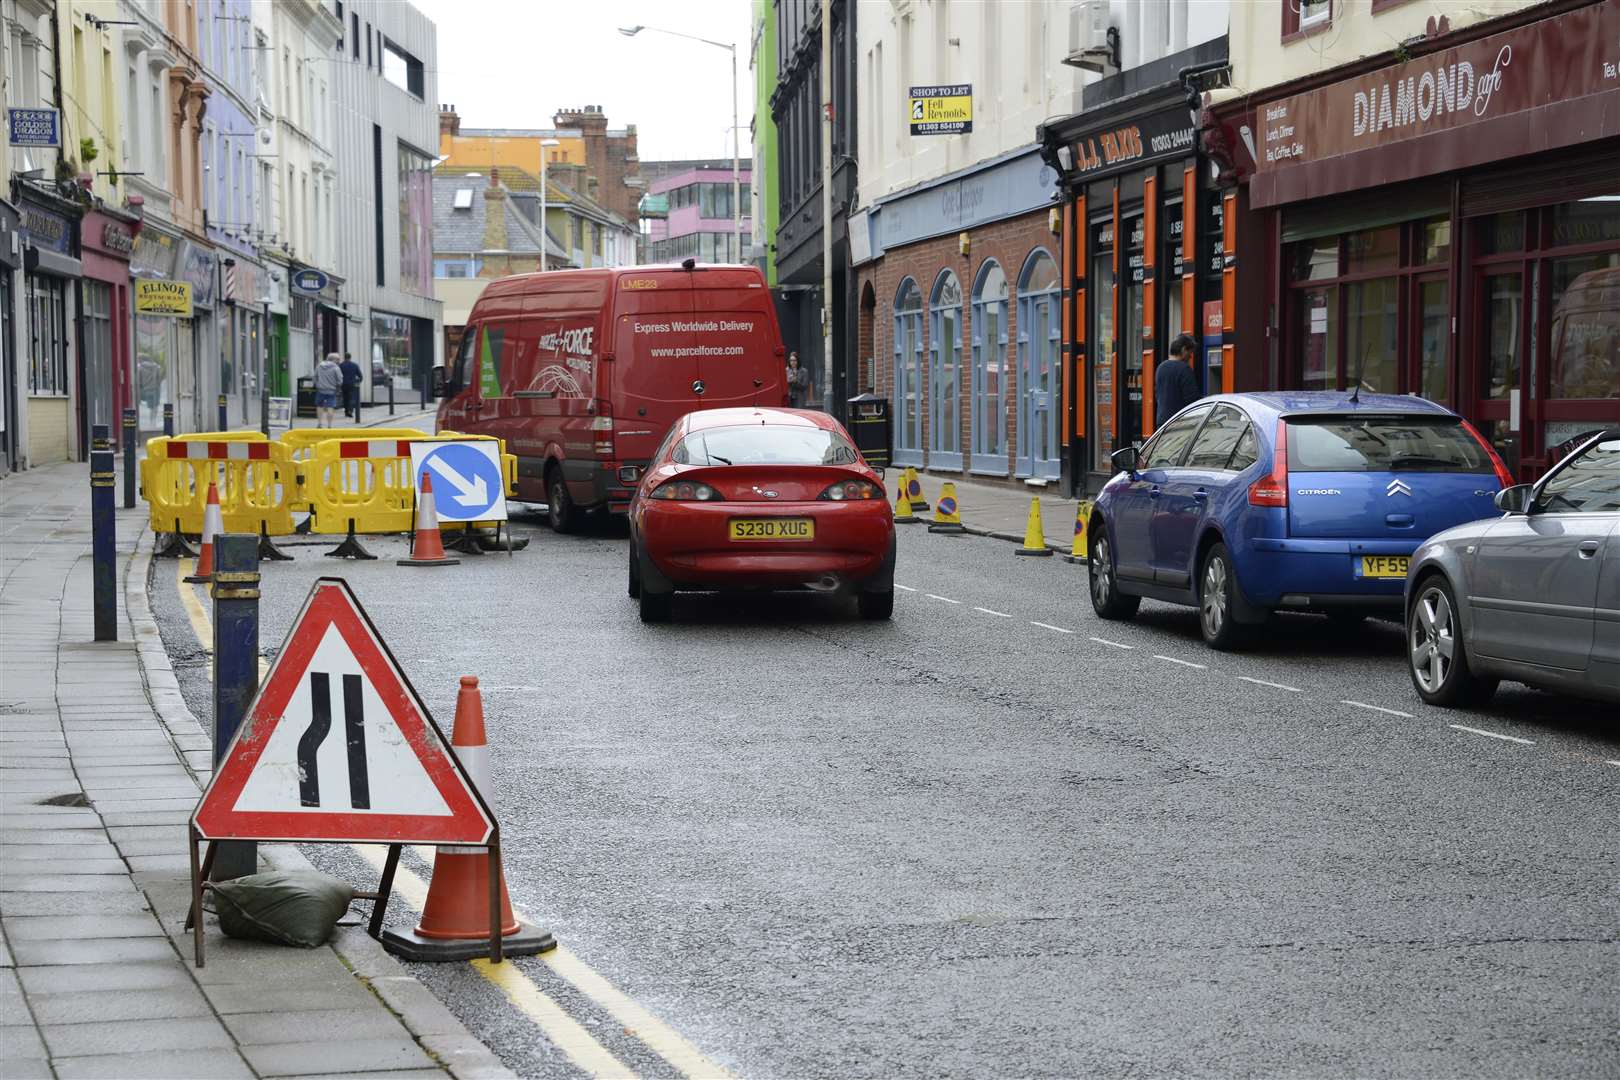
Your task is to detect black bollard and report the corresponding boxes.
[218,394,228,432]
[388,374,395,416]
[91,423,111,453]
[163,402,174,437]
[91,449,117,642]
[122,409,137,509]
[210,533,260,880]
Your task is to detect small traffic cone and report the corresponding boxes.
[904,468,930,511]
[1063,500,1092,564]
[183,479,224,583]
[893,484,919,524]
[1016,496,1054,556]
[928,482,966,534]
[397,472,460,567]
[380,676,555,962]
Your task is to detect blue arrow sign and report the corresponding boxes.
[409,441,507,523]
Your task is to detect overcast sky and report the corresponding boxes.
[414,0,755,164]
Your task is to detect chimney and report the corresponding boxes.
[483,170,506,252]
[438,104,460,139]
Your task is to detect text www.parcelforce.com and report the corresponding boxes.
[648,344,747,358]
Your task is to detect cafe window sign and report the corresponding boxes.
[135,279,193,317]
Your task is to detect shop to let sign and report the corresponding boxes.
[7,108,59,147]
[910,85,972,135]
[136,279,194,317]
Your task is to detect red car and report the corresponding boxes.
[628,408,896,623]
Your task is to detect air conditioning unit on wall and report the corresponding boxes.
[1064,0,1120,73]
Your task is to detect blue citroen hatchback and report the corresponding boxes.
[1087,392,1512,650]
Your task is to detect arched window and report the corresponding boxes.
[1016,249,1062,479]
[970,261,1009,472]
[929,269,963,470]
[892,278,924,464]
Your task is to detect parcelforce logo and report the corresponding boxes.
[1387,479,1413,497]
[1296,488,1342,496]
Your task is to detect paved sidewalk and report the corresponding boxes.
[0,461,509,1079]
[899,471,1086,554]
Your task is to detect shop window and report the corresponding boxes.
[1345,278,1399,393]
[1345,226,1399,274]
[1548,253,1620,400]
[1478,212,1526,255]
[1017,249,1062,480]
[26,276,69,397]
[970,261,1008,472]
[1417,279,1450,403]
[1298,287,1338,390]
[1551,197,1620,248]
[1420,218,1451,265]
[893,278,925,465]
[398,141,433,297]
[1289,237,1337,282]
[929,270,963,470]
[1481,272,1523,401]
[1091,219,1117,474]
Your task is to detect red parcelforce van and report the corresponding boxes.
[434,262,789,531]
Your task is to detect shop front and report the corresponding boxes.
[179,241,217,432]
[852,148,1065,486]
[1040,37,1232,494]
[131,223,190,437]
[1227,0,1619,479]
[80,208,138,440]
[1,198,20,473]
[217,256,268,429]
[17,187,84,464]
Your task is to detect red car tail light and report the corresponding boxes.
[817,479,883,501]
[648,480,724,501]
[1460,418,1515,489]
[1248,421,1289,507]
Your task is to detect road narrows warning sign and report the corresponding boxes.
[192,578,493,845]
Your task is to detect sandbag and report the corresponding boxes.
[211,870,355,948]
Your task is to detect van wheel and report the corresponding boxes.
[1198,543,1249,651]
[546,467,583,534]
[627,543,641,599]
[1089,525,1139,621]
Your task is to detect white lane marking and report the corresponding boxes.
[1089,636,1134,650]
[1238,675,1302,693]
[1341,700,1413,718]
[974,606,1012,618]
[1030,621,1074,634]
[1608,760,1620,768]
[1450,724,1535,746]
[894,584,918,592]
[1153,654,1206,670]
[925,593,961,604]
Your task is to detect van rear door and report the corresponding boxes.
[687,270,787,408]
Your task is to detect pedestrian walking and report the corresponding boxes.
[1155,334,1202,426]
[314,352,344,429]
[340,351,364,421]
[786,352,810,408]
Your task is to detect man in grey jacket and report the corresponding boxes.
[314,353,344,428]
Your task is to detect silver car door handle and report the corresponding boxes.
[1193,489,1209,500]
[1577,540,1600,559]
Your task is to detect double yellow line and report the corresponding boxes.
[176,562,729,1080]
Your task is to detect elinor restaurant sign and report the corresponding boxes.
[1253,2,1620,206]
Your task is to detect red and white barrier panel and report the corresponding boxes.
[164,442,271,460]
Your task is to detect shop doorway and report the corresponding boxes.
[1016,249,1061,480]
[893,278,924,466]
[928,270,963,471]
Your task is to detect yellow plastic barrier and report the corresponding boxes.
[279,427,428,517]
[302,434,513,535]
[141,436,298,537]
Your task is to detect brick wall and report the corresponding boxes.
[856,207,1062,484]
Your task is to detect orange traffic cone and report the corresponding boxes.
[380,676,554,962]
[184,478,224,583]
[396,472,460,567]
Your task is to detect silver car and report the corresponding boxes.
[1405,429,1620,707]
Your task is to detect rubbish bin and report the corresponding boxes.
[295,376,317,419]
[846,393,891,470]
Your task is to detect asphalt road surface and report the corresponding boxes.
[151,509,1620,1079]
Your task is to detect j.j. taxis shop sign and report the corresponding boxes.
[135,278,193,316]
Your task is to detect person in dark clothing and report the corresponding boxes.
[339,352,364,421]
[1155,334,1202,426]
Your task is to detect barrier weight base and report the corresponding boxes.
[380,921,555,962]
[258,524,294,561]
[1015,547,1054,557]
[444,527,487,556]
[927,523,967,535]
[396,555,461,567]
[325,522,378,560]
[154,532,199,559]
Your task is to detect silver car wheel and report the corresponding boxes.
[1091,537,1113,604]
[1201,556,1228,639]
[1410,586,1457,693]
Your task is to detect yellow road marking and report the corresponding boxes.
[177,569,726,1079]
[407,846,732,1079]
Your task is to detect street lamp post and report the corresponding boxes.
[619,25,743,263]
[539,138,559,270]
